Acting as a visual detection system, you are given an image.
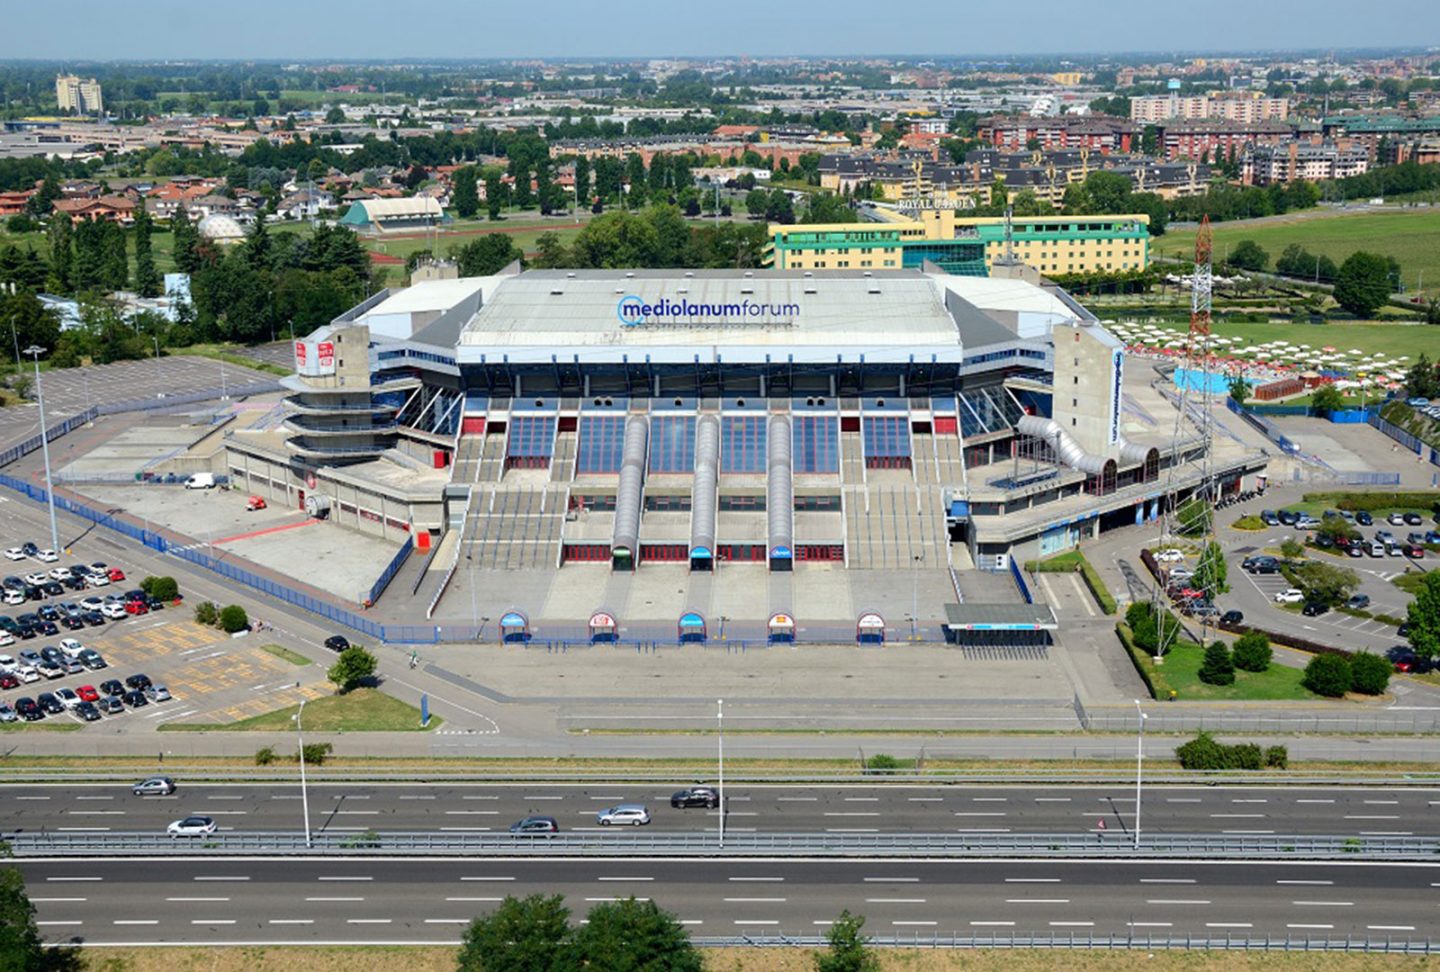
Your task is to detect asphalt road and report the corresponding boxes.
[16,857,1438,945]
[5,784,1437,837]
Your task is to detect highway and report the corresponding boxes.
[15,857,1439,945]
[4,783,1437,837]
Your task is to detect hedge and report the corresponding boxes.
[1301,491,1440,513]
[1218,618,1352,659]
[1024,551,1116,615]
[1116,622,1167,700]
[1176,731,1288,771]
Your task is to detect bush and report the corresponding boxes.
[1197,642,1236,686]
[150,576,179,601]
[1232,632,1272,672]
[1348,651,1392,695]
[254,746,277,766]
[298,742,333,765]
[1265,745,1289,769]
[218,604,249,633]
[1175,731,1263,770]
[1303,653,1352,697]
[327,645,378,693]
[193,600,218,626]
[864,753,903,775]
[1125,601,1151,630]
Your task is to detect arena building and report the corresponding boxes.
[221,263,1264,640]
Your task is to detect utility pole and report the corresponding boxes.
[1133,699,1147,849]
[25,346,60,555]
[717,698,725,849]
[295,699,312,848]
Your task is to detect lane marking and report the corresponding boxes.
[165,897,230,902]
[112,920,158,925]
[446,897,505,903]
[306,897,365,902]
[1140,879,1195,884]
[864,877,919,883]
[46,877,101,882]
[866,898,927,904]
[347,919,392,925]
[1146,899,1211,905]
[1206,923,1253,929]
[1050,921,1094,927]
[424,919,470,924]
[971,921,1015,927]
[191,919,236,925]
[269,920,313,925]
[729,877,784,882]
[1370,925,1416,931]
[892,921,938,926]
[1292,901,1354,907]
[1005,899,1069,904]
[724,897,787,903]
[194,876,249,882]
[597,877,654,882]
[30,898,87,903]
[1006,878,1060,884]
[1288,924,1335,930]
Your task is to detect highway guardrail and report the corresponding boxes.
[697,932,1436,955]
[6,830,1437,860]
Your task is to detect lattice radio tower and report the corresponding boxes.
[1151,216,1218,655]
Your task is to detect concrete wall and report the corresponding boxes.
[1049,323,1122,458]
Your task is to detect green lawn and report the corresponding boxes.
[1156,208,1440,294]
[260,644,313,666]
[1143,642,1316,701]
[1136,318,1440,362]
[159,688,438,732]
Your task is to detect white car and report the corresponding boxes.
[14,664,39,683]
[1388,513,1407,526]
[79,596,105,612]
[1273,588,1305,604]
[0,631,13,648]
[1167,567,1195,581]
[3,590,24,606]
[59,638,85,659]
[1154,548,1186,563]
[35,549,58,563]
[167,815,217,837]
[100,602,127,620]
[3,548,25,561]
[54,687,80,709]
[595,804,651,827]
[22,572,47,586]
[48,567,72,581]
[85,574,110,588]
[0,653,15,671]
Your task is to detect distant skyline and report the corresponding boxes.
[7,0,1437,62]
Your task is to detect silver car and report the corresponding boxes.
[132,776,176,796]
[596,804,651,827]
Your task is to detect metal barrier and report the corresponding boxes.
[365,534,414,606]
[97,382,284,416]
[1008,556,1033,605]
[0,407,98,469]
[693,933,1434,955]
[5,830,1435,859]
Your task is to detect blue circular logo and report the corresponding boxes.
[617,294,646,327]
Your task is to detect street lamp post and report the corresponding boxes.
[295,699,312,848]
[717,698,725,849]
[1133,699,1147,849]
[152,334,162,388]
[24,346,59,555]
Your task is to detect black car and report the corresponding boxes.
[36,621,57,636]
[0,615,15,632]
[122,690,148,708]
[125,673,152,691]
[1404,512,1424,526]
[324,635,350,652]
[83,611,105,627]
[1314,533,1335,549]
[508,816,559,835]
[1220,610,1244,625]
[68,566,88,579]
[20,543,37,558]
[1278,510,1300,525]
[1356,511,1374,526]
[61,575,85,592]
[15,697,41,721]
[41,582,64,598]
[75,701,100,722]
[78,649,106,670]
[36,692,63,714]
[39,646,64,665]
[37,605,59,622]
[1398,622,1411,637]
[99,678,124,697]
[145,597,165,612]
[1,577,24,592]
[670,786,721,809]
[17,613,39,628]
[1301,601,1330,617]
[59,615,85,631]
[98,695,123,715]
[15,624,37,640]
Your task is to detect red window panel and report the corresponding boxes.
[461,417,487,435]
[934,416,958,435]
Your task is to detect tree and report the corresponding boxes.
[171,205,203,275]
[452,166,480,219]
[1302,653,1352,697]
[1197,641,1235,686]
[1232,631,1272,672]
[453,234,522,276]
[99,221,129,292]
[485,170,504,220]
[743,187,769,218]
[765,188,795,224]
[815,910,878,972]
[0,867,44,971]
[46,215,73,293]
[1310,383,1346,414]
[457,894,571,972]
[1193,541,1229,595]
[241,215,272,272]
[193,600,218,626]
[132,205,161,297]
[802,192,857,224]
[1292,560,1360,606]
[567,897,702,972]
[573,154,591,209]
[1348,651,1392,695]
[1228,376,1249,404]
[327,645,378,693]
[530,232,570,269]
[1227,239,1269,272]
[1405,571,1440,664]
[218,604,249,633]
[1404,354,1440,399]
[1333,251,1393,318]
[1279,537,1305,560]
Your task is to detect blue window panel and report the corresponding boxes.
[507,416,556,458]
[576,416,626,474]
[722,416,767,473]
[649,416,696,474]
[863,417,911,458]
[793,416,839,473]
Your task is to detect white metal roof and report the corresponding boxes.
[356,196,443,219]
[360,277,488,319]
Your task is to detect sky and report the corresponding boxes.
[11,0,1439,61]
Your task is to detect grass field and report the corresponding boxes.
[38,945,1440,971]
[1137,641,1315,701]
[159,688,437,732]
[260,644,312,666]
[1138,319,1440,362]
[1156,207,1440,293]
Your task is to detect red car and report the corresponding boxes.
[107,568,126,582]
[0,671,18,690]
[77,684,99,702]
[123,601,148,616]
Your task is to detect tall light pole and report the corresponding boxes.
[24,346,59,555]
[717,698,725,849]
[295,699,312,848]
[1133,699,1147,850]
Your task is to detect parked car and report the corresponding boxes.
[77,648,105,670]
[508,816,559,835]
[245,495,267,511]
[133,776,177,796]
[121,690,148,708]
[1167,567,1195,581]
[167,815,216,837]
[34,549,57,563]
[1405,545,1426,560]
[1153,548,1185,563]
[1274,588,1305,604]
[100,602,126,620]
[76,684,99,702]
[2,548,24,561]
[1277,510,1300,525]
[35,692,63,714]
[1346,545,1365,558]
[74,701,100,721]
[98,695,123,715]
[1260,510,1280,526]
[1389,513,1407,526]
[125,673,152,691]
[15,697,42,721]
[1356,511,1374,526]
[144,684,171,702]
[1404,512,1424,526]
[0,702,14,722]
[99,678,124,697]
[1302,601,1330,617]
[670,786,721,809]
[54,687,80,709]
[1219,610,1245,625]
[596,805,651,826]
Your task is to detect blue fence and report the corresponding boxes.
[366,535,414,606]
[0,407,99,469]
[1369,412,1426,454]
[1009,557,1033,605]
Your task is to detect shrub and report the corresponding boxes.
[327,645,378,693]
[193,600,218,626]
[149,576,179,601]
[1197,642,1236,686]
[218,604,249,633]
[1303,653,1352,697]
[1348,651,1392,695]
[1265,745,1289,769]
[1125,601,1151,630]
[1232,632,1272,672]
[864,753,903,775]
[254,746,277,766]
[1175,731,1264,770]
[298,742,333,765]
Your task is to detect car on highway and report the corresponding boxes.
[133,776,177,796]
[324,635,350,652]
[671,786,721,809]
[1301,601,1330,617]
[596,804,651,827]
[1274,588,1305,604]
[508,816,559,835]
[167,815,216,837]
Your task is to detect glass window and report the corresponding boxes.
[649,416,696,474]
[864,417,911,458]
[507,416,556,458]
[793,416,839,473]
[576,416,626,473]
[722,416,767,473]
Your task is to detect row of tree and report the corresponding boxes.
[1222,239,1400,318]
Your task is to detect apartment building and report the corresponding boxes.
[1130,93,1289,124]
[55,75,103,115]
[1241,142,1370,185]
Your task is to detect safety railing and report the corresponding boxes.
[4,830,1436,859]
[0,406,98,469]
[692,933,1434,955]
[364,534,413,606]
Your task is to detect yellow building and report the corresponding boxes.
[765,209,1151,278]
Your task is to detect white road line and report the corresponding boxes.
[317,876,373,881]
[1369,925,1416,931]
[191,919,236,925]
[112,920,158,925]
[892,921,938,926]
[907,797,944,802]
[30,897,87,903]
[1344,815,1400,820]
[1363,800,1400,805]
[443,811,499,815]
[1165,798,1202,803]
[971,921,1015,927]
[866,898,926,904]
[1005,878,1061,883]
[1129,922,1174,928]
[1139,879,1196,884]
[825,828,879,833]
[15,796,51,801]
[1210,813,1265,818]
[461,876,515,881]
[268,920,314,925]
[729,877,784,882]
[36,921,83,927]
[824,812,880,817]
[953,812,1007,817]
[864,877,920,883]
[461,796,499,801]
[1277,880,1334,885]
[46,877,101,882]
[398,796,436,801]
[306,897,365,902]
[844,797,880,802]
[193,876,248,882]
[597,877,654,882]
[1288,924,1335,930]
[1146,899,1211,905]
[447,897,505,903]
[724,898,787,903]
[585,897,650,903]
[972,797,1008,802]
[777,797,818,802]
[1035,798,1072,803]
[347,919,392,925]
[165,897,230,902]
[424,919,471,924]
[1206,923,1253,929]
[1005,899,1069,904]
[733,920,778,926]
[523,795,563,800]
[681,920,704,926]
[1292,901,1354,907]
[74,796,113,801]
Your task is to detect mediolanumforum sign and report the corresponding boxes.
[617,294,801,328]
